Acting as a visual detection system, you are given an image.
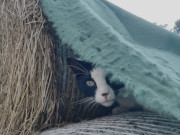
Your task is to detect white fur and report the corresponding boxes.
[90,67,115,107]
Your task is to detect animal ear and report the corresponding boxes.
[67,58,86,74]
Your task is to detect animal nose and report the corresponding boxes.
[102,92,109,98]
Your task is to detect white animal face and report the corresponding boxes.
[90,67,116,107]
[68,58,124,108]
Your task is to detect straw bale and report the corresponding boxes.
[0,0,113,134]
[0,0,59,134]
[39,112,180,135]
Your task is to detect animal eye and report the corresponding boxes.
[86,81,95,87]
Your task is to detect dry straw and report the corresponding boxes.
[0,0,60,134]
[40,112,180,135]
[0,0,107,134]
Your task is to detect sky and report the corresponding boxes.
[108,0,180,29]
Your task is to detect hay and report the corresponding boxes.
[0,0,113,134]
[39,112,180,135]
[0,0,59,134]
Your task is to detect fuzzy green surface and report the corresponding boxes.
[41,0,180,120]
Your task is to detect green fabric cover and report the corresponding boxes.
[41,0,180,120]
